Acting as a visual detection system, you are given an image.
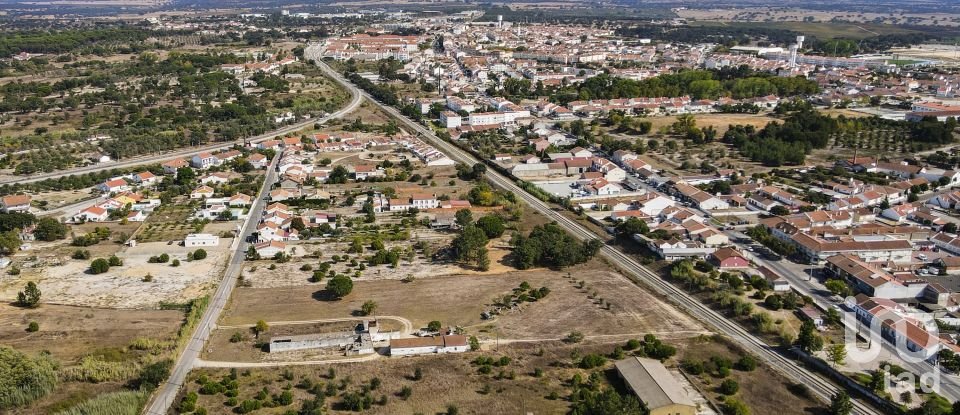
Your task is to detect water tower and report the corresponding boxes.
[497,15,503,29]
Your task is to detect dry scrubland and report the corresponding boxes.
[222,260,706,342]
[184,336,820,415]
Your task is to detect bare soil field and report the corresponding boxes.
[221,260,707,341]
[0,240,229,308]
[644,112,776,136]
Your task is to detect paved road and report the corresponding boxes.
[143,152,281,414]
[725,229,960,403]
[2,78,362,186]
[311,56,881,415]
[143,67,363,415]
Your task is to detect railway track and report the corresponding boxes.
[311,56,882,415]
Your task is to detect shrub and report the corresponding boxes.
[107,255,122,266]
[230,332,244,343]
[138,359,172,390]
[625,338,641,350]
[26,321,39,332]
[192,249,207,260]
[171,259,180,267]
[53,390,149,415]
[398,386,412,400]
[565,331,585,343]
[579,353,607,369]
[682,359,705,375]
[0,346,58,409]
[719,379,740,395]
[72,250,91,260]
[89,258,110,274]
[735,355,757,372]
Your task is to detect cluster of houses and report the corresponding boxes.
[74,171,164,223]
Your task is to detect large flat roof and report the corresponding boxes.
[614,357,695,410]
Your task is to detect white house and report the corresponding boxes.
[0,194,31,213]
[190,185,215,199]
[389,335,469,356]
[98,178,130,193]
[184,233,220,247]
[411,194,439,210]
[162,159,189,175]
[440,111,462,128]
[248,153,268,169]
[191,152,219,170]
[255,240,287,257]
[200,173,231,186]
[132,171,159,186]
[75,206,109,222]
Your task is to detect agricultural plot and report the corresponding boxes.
[136,202,204,243]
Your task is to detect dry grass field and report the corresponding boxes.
[0,303,182,362]
[221,260,707,341]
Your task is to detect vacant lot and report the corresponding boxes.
[222,260,706,341]
[137,202,203,243]
[184,333,819,415]
[678,335,826,415]
[1,240,229,308]
[644,112,775,136]
[0,303,182,362]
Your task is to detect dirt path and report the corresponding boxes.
[217,315,415,335]
[196,352,382,368]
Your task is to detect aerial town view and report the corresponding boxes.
[5,0,960,414]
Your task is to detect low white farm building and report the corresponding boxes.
[389,334,469,356]
[184,233,219,247]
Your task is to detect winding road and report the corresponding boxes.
[306,51,881,415]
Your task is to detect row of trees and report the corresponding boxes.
[511,223,602,270]
[547,69,817,104]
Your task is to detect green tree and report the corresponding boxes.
[798,320,824,352]
[16,281,41,308]
[0,345,58,408]
[0,230,21,254]
[253,320,269,338]
[722,397,750,415]
[615,217,648,238]
[192,249,207,260]
[825,279,850,297]
[454,209,473,228]
[829,391,852,415]
[33,218,67,241]
[427,320,442,332]
[475,215,506,238]
[451,225,488,267]
[827,344,847,367]
[361,300,378,316]
[326,275,353,298]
